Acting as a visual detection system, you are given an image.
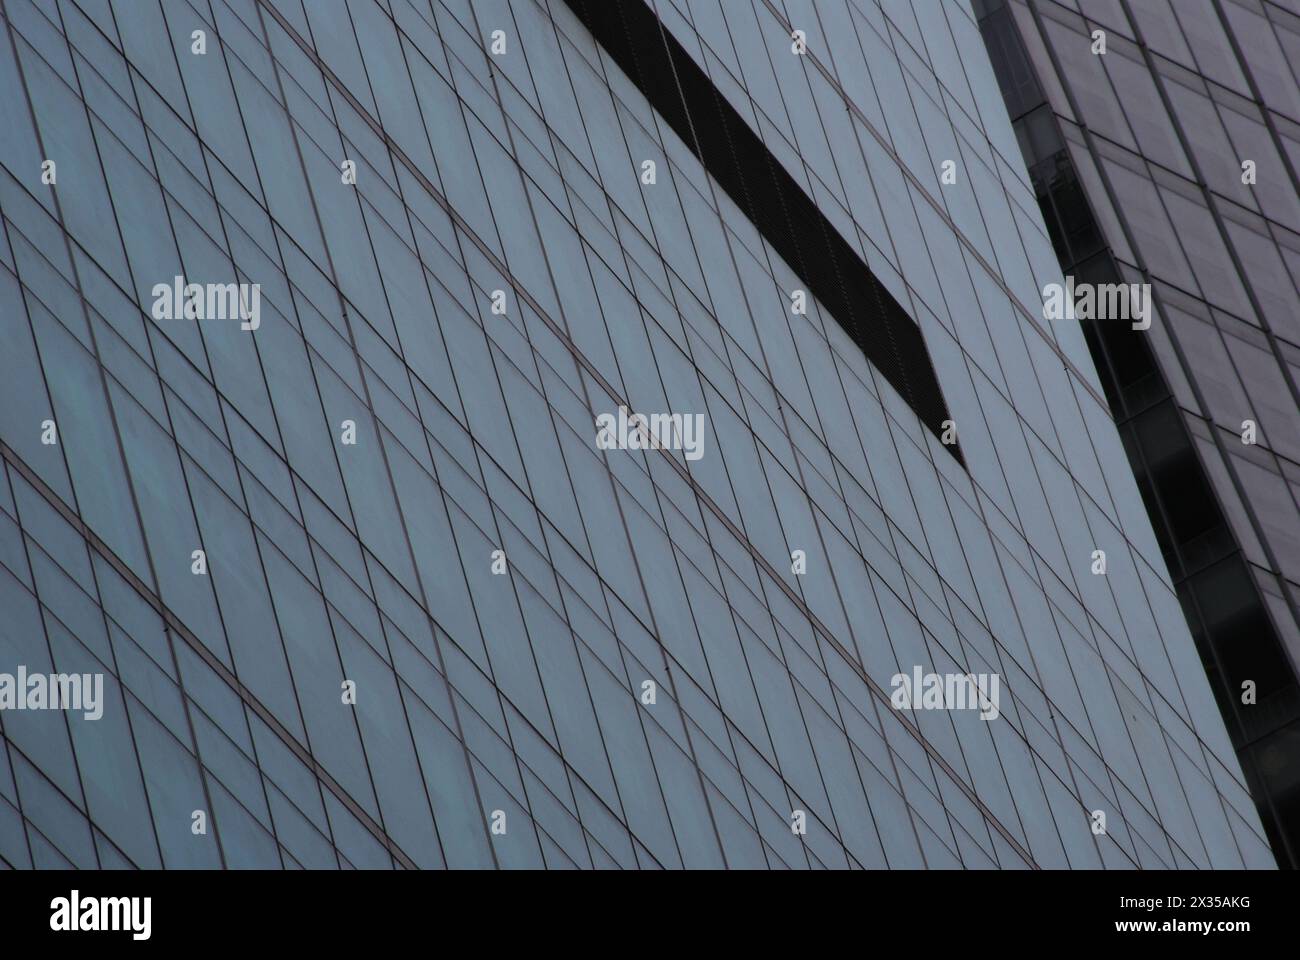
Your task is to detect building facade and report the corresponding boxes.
[975,0,1299,866]
[0,0,1275,868]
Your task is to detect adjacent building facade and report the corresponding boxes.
[975,0,1299,865]
[0,0,1275,868]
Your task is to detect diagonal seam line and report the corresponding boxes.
[565,0,961,460]
[755,0,1111,417]
[0,438,419,871]
[254,0,1039,868]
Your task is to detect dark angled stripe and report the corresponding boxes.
[563,0,961,463]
